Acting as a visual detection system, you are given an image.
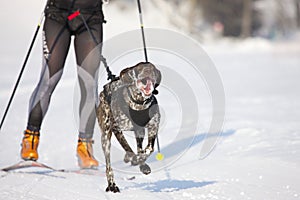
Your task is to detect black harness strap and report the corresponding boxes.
[128,98,158,127]
[120,91,158,127]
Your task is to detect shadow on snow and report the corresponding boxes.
[129,179,216,192]
[147,129,236,163]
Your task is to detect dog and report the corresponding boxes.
[97,62,161,193]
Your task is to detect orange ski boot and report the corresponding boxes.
[77,138,99,169]
[21,129,40,161]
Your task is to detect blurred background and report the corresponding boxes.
[109,0,300,41]
[0,1,299,199]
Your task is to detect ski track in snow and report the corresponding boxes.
[1,1,300,199]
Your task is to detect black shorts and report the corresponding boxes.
[48,0,102,10]
[45,0,105,34]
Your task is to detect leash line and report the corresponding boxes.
[137,0,148,62]
[68,10,116,81]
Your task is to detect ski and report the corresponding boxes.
[61,169,136,180]
[61,168,105,176]
[1,161,135,180]
[1,160,57,172]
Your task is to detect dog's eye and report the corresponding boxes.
[139,77,155,85]
[141,78,148,85]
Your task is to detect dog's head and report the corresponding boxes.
[120,62,161,98]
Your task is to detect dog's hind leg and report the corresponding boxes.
[97,93,120,192]
[101,129,120,193]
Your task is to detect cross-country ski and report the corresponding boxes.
[1,160,57,172]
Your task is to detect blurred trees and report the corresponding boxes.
[194,0,300,38]
[296,0,300,27]
[197,0,262,37]
[108,0,300,38]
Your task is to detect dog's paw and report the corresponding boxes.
[131,152,149,166]
[106,182,120,193]
[124,152,135,163]
[131,155,139,166]
[140,163,151,175]
[131,153,147,166]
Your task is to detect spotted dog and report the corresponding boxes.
[97,62,161,192]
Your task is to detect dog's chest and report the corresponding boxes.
[110,89,156,130]
[111,105,134,130]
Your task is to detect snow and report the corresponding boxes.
[0,0,300,199]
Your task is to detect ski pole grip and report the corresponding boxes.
[68,10,80,21]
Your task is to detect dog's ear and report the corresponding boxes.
[152,66,161,95]
[142,62,161,95]
[120,65,138,85]
[154,67,162,87]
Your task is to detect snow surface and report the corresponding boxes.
[0,1,300,199]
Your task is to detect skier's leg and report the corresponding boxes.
[74,18,103,168]
[21,18,71,161]
[75,21,103,139]
[27,18,71,130]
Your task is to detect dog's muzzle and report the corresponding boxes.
[137,77,155,97]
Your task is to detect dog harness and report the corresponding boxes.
[127,95,158,127]
[103,83,158,128]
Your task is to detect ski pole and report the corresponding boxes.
[0,13,45,131]
[136,0,164,160]
[136,0,148,62]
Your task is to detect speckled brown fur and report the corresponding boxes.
[96,62,161,192]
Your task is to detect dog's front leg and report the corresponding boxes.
[144,112,160,158]
[101,130,120,193]
[137,127,157,175]
[113,129,136,165]
[144,105,160,158]
[137,126,158,175]
[130,128,146,166]
[144,127,157,158]
[135,128,146,153]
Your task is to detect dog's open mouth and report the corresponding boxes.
[137,77,154,97]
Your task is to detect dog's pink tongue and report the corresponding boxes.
[144,81,153,95]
